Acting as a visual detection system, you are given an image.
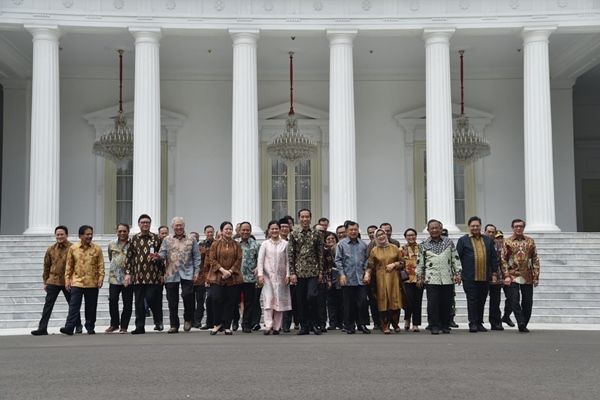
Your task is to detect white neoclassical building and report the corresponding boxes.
[0,0,599,236]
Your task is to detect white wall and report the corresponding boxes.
[0,74,580,234]
[1,81,28,235]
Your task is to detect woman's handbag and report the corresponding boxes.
[400,269,409,281]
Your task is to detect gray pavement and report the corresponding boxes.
[1,327,599,400]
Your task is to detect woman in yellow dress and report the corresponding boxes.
[365,228,404,334]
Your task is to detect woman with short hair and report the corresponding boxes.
[207,221,243,335]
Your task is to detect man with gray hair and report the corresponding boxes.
[152,217,200,333]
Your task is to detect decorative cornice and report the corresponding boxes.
[0,0,598,33]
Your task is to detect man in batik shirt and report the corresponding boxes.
[416,219,462,335]
[198,225,216,330]
[288,209,325,335]
[31,226,82,336]
[502,218,540,333]
[105,223,133,333]
[61,225,105,335]
[237,222,262,333]
[154,216,200,333]
[125,214,165,334]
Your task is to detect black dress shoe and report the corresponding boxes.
[192,322,201,329]
[518,323,529,333]
[449,319,459,328]
[87,329,96,335]
[327,325,337,331]
[469,324,478,333]
[263,330,272,335]
[477,324,488,332]
[60,327,73,336]
[131,329,145,335]
[359,325,371,334]
[252,324,261,331]
[75,325,83,334]
[373,324,381,331]
[297,328,310,336]
[441,328,450,334]
[242,327,252,333]
[313,326,322,335]
[346,329,356,334]
[283,327,291,333]
[154,324,164,331]
[31,329,48,336]
[272,330,280,335]
[430,327,440,335]
[502,316,516,327]
[200,325,212,330]
[491,325,504,331]
[232,321,239,331]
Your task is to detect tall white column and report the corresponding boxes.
[230,30,261,233]
[130,28,162,232]
[522,27,560,232]
[423,29,459,233]
[327,30,358,229]
[23,26,61,235]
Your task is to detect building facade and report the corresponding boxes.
[1,0,599,235]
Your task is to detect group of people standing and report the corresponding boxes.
[30,210,540,337]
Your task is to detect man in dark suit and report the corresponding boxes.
[456,216,498,333]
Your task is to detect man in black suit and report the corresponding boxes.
[456,216,498,333]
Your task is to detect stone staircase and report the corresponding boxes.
[0,233,599,332]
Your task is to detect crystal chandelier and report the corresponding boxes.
[453,50,491,165]
[93,49,134,169]
[266,52,318,165]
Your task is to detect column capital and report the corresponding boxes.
[129,28,162,43]
[24,25,62,41]
[229,29,260,45]
[522,27,557,44]
[326,30,358,46]
[422,29,455,45]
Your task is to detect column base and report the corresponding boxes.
[23,226,55,235]
[525,223,561,233]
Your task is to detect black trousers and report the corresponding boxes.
[463,280,489,326]
[326,287,344,328]
[65,287,98,333]
[211,284,242,330]
[403,282,424,326]
[509,282,534,327]
[133,284,163,331]
[193,285,206,326]
[367,283,380,325]
[342,285,369,328]
[425,284,454,331]
[317,282,327,328]
[165,280,195,329]
[38,284,81,331]
[282,284,299,329]
[503,285,513,318]
[205,285,214,327]
[108,283,134,329]
[296,277,319,328]
[241,283,262,329]
[489,283,503,327]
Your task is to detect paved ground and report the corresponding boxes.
[1,327,598,400]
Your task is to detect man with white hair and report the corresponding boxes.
[152,217,200,333]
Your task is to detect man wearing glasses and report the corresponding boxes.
[501,219,540,333]
[125,214,165,334]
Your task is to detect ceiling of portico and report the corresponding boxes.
[0,27,598,83]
